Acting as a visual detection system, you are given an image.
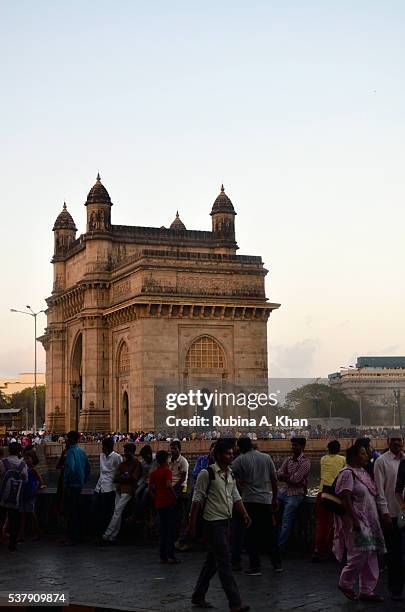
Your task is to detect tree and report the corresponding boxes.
[8,386,46,430]
[283,383,360,425]
[0,390,10,410]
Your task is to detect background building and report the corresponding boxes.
[0,373,45,396]
[40,176,279,432]
[329,356,405,427]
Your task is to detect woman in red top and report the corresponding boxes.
[149,450,179,564]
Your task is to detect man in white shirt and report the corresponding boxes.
[93,437,122,537]
[169,440,189,542]
[374,435,404,602]
[169,440,189,494]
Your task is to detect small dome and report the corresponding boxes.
[170,211,186,230]
[53,203,77,231]
[210,184,236,215]
[85,173,112,205]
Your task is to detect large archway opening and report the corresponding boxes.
[183,335,228,425]
[117,342,130,432]
[71,333,83,431]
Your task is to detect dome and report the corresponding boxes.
[53,203,77,231]
[85,173,112,205]
[170,211,186,230]
[210,184,236,215]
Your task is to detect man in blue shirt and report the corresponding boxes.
[62,431,90,545]
[192,442,216,485]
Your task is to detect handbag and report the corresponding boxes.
[320,469,357,516]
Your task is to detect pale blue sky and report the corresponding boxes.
[1,1,405,378]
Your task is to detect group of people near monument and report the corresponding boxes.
[0,425,398,447]
[1,432,405,610]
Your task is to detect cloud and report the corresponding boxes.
[269,338,320,377]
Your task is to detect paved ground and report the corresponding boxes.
[0,539,403,612]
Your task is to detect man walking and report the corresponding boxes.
[189,439,251,612]
[93,436,123,538]
[102,442,141,543]
[232,437,281,574]
[62,431,90,545]
[277,437,311,550]
[374,435,405,601]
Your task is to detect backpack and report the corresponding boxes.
[320,468,357,516]
[0,458,25,509]
[204,465,216,498]
[201,466,235,509]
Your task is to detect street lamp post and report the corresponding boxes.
[10,306,45,433]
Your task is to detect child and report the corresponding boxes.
[18,451,46,541]
[148,450,179,564]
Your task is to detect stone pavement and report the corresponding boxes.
[0,539,403,612]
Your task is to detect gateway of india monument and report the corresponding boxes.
[39,175,279,432]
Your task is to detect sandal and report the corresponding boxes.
[359,593,384,602]
[338,585,358,601]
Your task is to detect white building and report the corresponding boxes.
[329,357,405,427]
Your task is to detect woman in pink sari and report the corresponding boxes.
[333,444,386,602]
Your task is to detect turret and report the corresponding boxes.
[52,202,77,292]
[53,202,77,256]
[169,211,186,231]
[85,173,112,232]
[210,184,236,239]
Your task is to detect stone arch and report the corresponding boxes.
[183,335,228,424]
[117,341,130,376]
[184,335,226,372]
[183,334,228,390]
[116,340,130,431]
[70,332,83,430]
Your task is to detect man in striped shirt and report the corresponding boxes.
[277,437,311,550]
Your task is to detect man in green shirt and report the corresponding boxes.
[189,439,251,611]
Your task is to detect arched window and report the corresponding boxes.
[118,342,130,375]
[185,336,225,369]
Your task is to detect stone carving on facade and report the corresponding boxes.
[113,279,131,301]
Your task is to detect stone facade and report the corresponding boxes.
[39,176,279,432]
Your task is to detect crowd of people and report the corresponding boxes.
[0,425,399,447]
[1,432,405,610]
